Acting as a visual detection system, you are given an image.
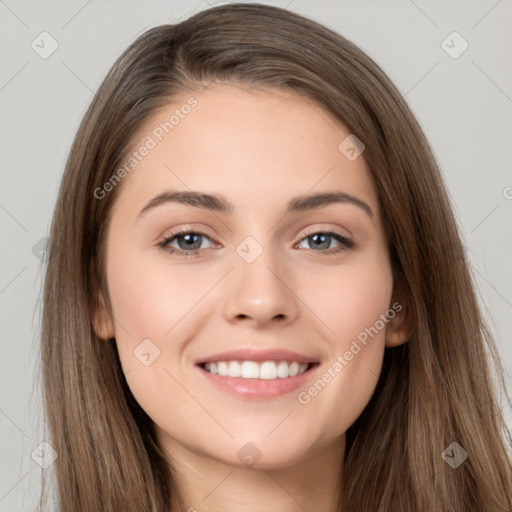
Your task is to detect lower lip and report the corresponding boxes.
[196,364,319,399]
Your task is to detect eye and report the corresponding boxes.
[296,230,354,255]
[157,228,215,258]
[157,228,355,258]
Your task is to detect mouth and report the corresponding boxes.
[195,351,321,399]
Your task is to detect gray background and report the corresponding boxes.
[1,0,511,510]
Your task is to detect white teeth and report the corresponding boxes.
[277,361,289,378]
[217,361,228,376]
[227,361,241,377]
[259,361,277,380]
[241,361,259,379]
[289,362,300,377]
[202,360,310,379]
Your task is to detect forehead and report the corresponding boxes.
[112,84,379,220]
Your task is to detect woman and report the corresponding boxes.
[39,3,512,511]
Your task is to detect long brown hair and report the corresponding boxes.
[38,3,512,511]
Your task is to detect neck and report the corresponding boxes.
[164,435,345,512]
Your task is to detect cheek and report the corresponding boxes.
[293,257,393,435]
[104,241,206,419]
[106,240,206,343]
[302,256,393,348]
[104,236,188,385]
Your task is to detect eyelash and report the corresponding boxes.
[157,227,355,258]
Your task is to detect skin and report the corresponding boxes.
[93,84,409,512]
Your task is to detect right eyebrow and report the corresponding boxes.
[137,190,234,219]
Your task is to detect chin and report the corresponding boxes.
[211,438,314,470]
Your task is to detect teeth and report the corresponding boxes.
[215,362,224,376]
[277,361,290,378]
[288,362,300,377]
[241,361,259,379]
[203,360,309,379]
[260,361,277,379]
[227,361,241,377]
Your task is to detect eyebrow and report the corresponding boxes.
[136,189,374,220]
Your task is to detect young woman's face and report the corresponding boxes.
[95,84,406,469]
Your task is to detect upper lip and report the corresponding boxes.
[195,348,319,365]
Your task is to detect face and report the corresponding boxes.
[94,84,408,470]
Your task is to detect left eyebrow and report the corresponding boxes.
[136,189,374,220]
[286,191,373,218]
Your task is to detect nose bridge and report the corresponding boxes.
[222,234,299,326]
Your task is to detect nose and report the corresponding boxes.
[222,243,299,328]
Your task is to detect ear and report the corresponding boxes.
[385,317,409,347]
[92,290,115,340]
[385,282,411,348]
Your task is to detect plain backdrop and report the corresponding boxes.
[0,1,511,510]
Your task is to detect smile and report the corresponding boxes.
[196,361,320,399]
[201,360,311,379]
[195,347,320,398]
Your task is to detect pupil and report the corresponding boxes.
[311,234,329,250]
[180,234,200,250]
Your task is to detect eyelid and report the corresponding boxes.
[299,224,351,240]
[296,228,354,252]
[159,225,217,242]
[160,226,218,247]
